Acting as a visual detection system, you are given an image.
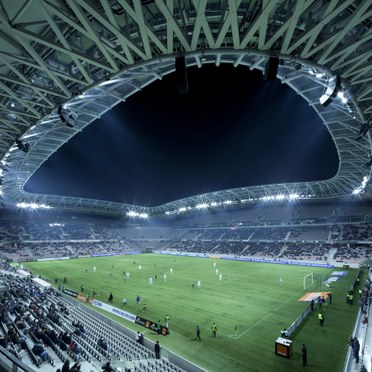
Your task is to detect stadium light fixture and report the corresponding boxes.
[288,193,299,200]
[126,211,148,219]
[16,202,52,210]
[196,203,208,209]
[337,91,348,104]
[352,175,370,195]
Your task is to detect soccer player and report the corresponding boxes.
[196,325,201,341]
[211,322,217,338]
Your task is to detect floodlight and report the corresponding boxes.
[16,202,52,209]
[288,193,299,200]
[337,91,348,104]
[196,203,208,209]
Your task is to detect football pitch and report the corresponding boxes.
[24,254,362,372]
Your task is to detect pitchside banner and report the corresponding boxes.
[223,256,333,268]
[135,316,168,336]
[91,251,140,257]
[63,288,78,298]
[92,299,136,323]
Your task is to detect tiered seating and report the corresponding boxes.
[280,243,329,261]
[44,293,187,372]
[333,244,372,263]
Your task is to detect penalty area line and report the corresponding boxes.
[227,333,240,339]
[226,290,305,340]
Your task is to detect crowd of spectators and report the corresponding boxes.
[0,261,184,372]
[333,244,372,263]
[1,216,372,264]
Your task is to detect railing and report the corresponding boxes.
[0,345,36,372]
[287,304,312,337]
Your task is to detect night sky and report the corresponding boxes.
[25,64,339,207]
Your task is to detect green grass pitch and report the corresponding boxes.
[24,254,362,372]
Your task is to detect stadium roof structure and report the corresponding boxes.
[0,0,371,217]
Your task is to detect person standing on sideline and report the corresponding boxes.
[108,292,113,303]
[154,340,161,359]
[139,333,144,345]
[318,312,325,326]
[301,344,307,366]
[164,314,170,329]
[211,322,217,338]
[328,292,333,304]
[353,338,360,363]
[196,325,201,341]
[281,328,289,337]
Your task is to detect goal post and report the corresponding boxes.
[303,272,314,290]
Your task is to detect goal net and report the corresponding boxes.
[303,272,314,290]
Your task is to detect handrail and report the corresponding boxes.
[0,344,36,372]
